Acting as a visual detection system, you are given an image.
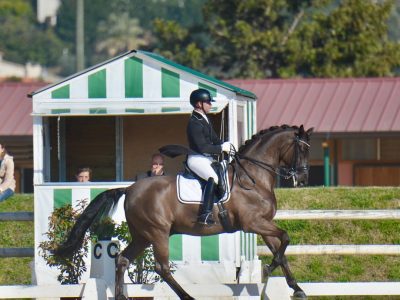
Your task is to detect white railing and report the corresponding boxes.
[275,209,400,220]
[258,244,400,255]
[1,209,398,299]
[1,278,399,300]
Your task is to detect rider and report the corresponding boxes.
[187,88,231,225]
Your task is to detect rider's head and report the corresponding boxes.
[190,89,215,110]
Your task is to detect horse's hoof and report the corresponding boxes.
[293,290,307,299]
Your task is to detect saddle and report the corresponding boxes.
[177,160,230,204]
[160,144,234,232]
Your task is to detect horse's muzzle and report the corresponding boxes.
[294,166,309,187]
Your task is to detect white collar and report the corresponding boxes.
[193,109,209,123]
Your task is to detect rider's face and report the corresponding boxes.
[201,101,212,113]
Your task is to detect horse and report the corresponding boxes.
[55,124,313,300]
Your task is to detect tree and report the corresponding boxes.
[96,12,148,57]
[282,0,400,77]
[198,0,323,78]
[152,0,400,79]
[152,19,204,70]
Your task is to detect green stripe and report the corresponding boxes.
[125,108,145,113]
[91,188,107,201]
[125,57,143,98]
[161,107,180,112]
[139,50,256,99]
[89,108,107,114]
[52,85,70,99]
[169,234,182,261]
[162,68,179,97]
[51,109,70,114]
[201,235,219,261]
[198,83,217,97]
[89,69,107,98]
[54,189,72,209]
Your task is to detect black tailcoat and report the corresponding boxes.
[187,111,222,155]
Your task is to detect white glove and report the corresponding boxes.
[221,142,231,153]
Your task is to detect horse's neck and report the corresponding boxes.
[244,134,286,167]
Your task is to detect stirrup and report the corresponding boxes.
[197,212,215,225]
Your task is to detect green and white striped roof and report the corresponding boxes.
[31,50,256,116]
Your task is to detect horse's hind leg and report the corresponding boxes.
[263,235,306,299]
[152,235,194,300]
[115,235,150,300]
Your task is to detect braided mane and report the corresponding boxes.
[238,124,299,153]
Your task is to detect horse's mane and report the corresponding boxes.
[238,124,299,153]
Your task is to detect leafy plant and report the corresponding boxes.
[90,216,116,241]
[38,200,89,284]
[39,201,168,285]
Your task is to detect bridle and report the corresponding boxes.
[229,136,310,190]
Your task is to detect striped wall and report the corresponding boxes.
[33,53,231,116]
[35,185,237,268]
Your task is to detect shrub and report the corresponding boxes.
[38,200,89,284]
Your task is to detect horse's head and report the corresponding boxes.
[280,125,313,187]
[236,125,313,188]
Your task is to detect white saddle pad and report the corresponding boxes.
[176,161,231,204]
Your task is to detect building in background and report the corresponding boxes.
[228,78,400,187]
[0,82,48,193]
[2,77,399,191]
[0,52,61,83]
[36,0,61,26]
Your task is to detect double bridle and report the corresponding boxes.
[229,136,310,190]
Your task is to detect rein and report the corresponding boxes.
[229,137,310,190]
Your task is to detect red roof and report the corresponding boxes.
[0,82,47,136]
[227,78,400,133]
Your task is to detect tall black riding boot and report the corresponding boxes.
[197,178,216,225]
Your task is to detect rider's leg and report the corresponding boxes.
[187,155,219,225]
[197,177,217,225]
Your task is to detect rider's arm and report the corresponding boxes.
[189,122,222,155]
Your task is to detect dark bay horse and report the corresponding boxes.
[55,124,313,300]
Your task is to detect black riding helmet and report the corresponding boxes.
[190,88,215,107]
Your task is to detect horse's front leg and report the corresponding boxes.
[247,219,306,299]
[263,234,306,299]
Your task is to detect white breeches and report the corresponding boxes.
[187,155,219,184]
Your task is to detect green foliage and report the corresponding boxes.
[0,0,32,17]
[152,0,400,79]
[2,0,400,79]
[0,0,63,66]
[283,0,400,77]
[153,19,204,70]
[90,216,117,241]
[38,201,90,284]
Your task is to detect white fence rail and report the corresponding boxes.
[275,209,400,220]
[258,244,400,255]
[1,209,398,299]
[1,279,400,300]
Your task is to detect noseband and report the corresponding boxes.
[230,137,310,190]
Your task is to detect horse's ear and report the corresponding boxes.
[306,127,314,136]
[298,125,305,135]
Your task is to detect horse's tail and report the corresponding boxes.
[54,187,126,257]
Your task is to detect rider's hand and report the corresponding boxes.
[221,142,232,153]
